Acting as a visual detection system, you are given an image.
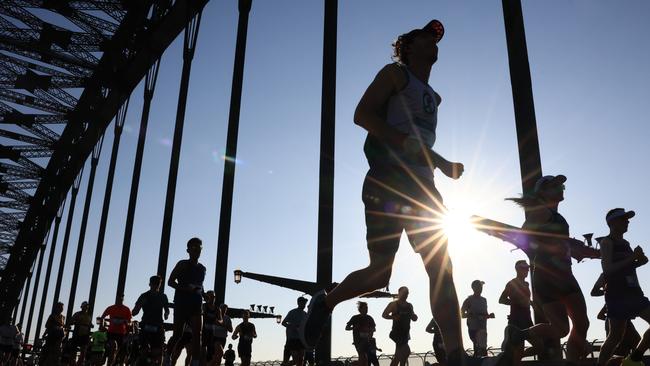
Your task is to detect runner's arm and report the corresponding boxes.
[410,304,418,321]
[425,319,435,333]
[163,295,170,320]
[460,298,469,318]
[354,64,408,149]
[132,297,142,316]
[232,324,240,339]
[381,302,394,320]
[498,283,511,305]
[590,273,605,297]
[344,316,354,331]
[252,325,257,338]
[167,262,181,290]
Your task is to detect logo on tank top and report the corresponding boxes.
[423,92,435,114]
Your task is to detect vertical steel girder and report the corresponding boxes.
[87,100,129,314]
[116,60,161,300]
[214,0,252,305]
[33,203,65,342]
[157,11,203,287]
[66,138,104,321]
[51,170,84,305]
[23,241,47,343]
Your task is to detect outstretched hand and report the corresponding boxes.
[440,161,464,179]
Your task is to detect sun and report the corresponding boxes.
[441,204,477,245]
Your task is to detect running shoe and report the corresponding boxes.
[299,290,331,349]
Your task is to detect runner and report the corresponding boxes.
[0,322,16,363]
[345,301,376,366]
[166,237,206,366]
[89,319,108,366]
[383,286,417,366]
[202,290,223,365]
[426,318,447,366]
[498,261,537,365]
[505,175,591,363]
[232,310,257,366]
[11,324,23,366]
[100,294,132,365]
[41,302,66,365]
[299,20,499,366]
[282,297,308,366]
[223,344,236,366]
[69,301,93,365]
[213,304,233,366]
[596,208,650,366]
[591,273,641,360]
[461,280,494,357]
[0,322,20,366]
[133,275,170,365]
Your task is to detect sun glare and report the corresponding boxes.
[442,205,477,245]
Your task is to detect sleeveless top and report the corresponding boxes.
[173,259,206,306]
[508,279,532,321]
[203,303,220,332]
[391,301,413,335]
[525,209,572,277]
[364,63,438,178]
[604,236,643,297]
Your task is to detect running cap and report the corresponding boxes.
[81,301,89,307]
[533,175,567,194]
[515,260,530,269]
[471,280,485,288]
[606,208,635,223]
[404,19,445,44]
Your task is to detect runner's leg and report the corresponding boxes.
[597,318,627,365]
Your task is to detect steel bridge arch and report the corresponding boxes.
[0,0,209,322]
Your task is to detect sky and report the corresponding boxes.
[15,0,650,362]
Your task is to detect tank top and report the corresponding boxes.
[526,209,572,276]
[604,236,643,297]
[508,279,531,320]
[203,303,220,333]
[392,301,413,334]
[173,259,206,306]
[364,63,438,178]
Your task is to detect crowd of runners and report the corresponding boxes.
[1,17,650,366]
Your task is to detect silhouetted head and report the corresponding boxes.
[606,208,635,234]
[149,275,162,291]
[471,280,484,295]
[392,20,444,66]
[80,301,89,312]
[297,297,308,310]
[205,290,215,304]
[228,344,233,349]
[220,304,229,316]
[534,175,566,204]
[187,237,202,260]
[397,286,409,301]
[243,310,250,321]
[515,260,529,277]
[507,175,566,208]
[54,302,64,314]
[357,301,368,315]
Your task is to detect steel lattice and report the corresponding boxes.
[0,0,209,321]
